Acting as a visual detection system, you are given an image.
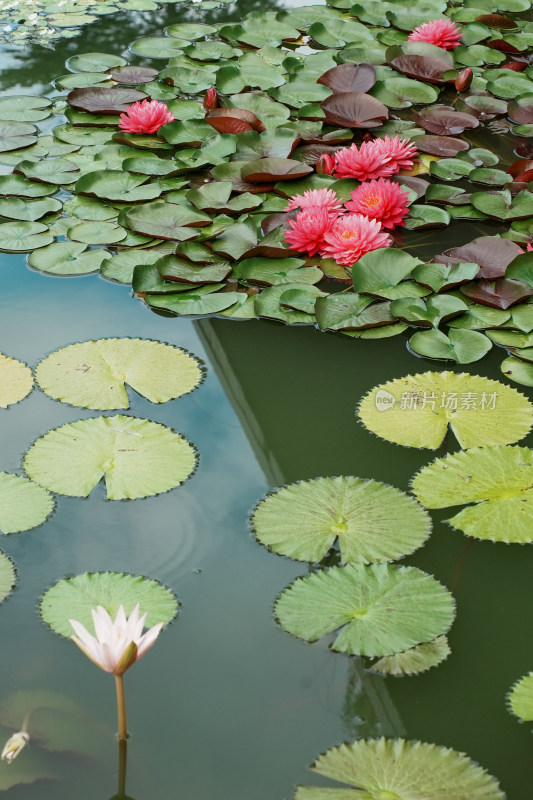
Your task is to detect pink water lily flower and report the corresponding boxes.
[285,206,334,256]
[285,188,343,213]
[373,135,418,173]
[407,18,463,50]
[70,604,163,675]
[118,100,175,135]
[321,214,392,266]
[334,140,396,181]
[345,179,410,229]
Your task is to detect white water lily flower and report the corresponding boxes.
[1,731,29,764]
[69,604,163,675]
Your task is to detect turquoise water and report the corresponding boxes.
[1,5,533,798]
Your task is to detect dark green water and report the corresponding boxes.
[1,4,533,798]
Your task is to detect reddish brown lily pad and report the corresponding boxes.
[461,278,532,309]
[317,63,376,94]
[487,38,521,53]
[508,100,533,125]
[436,237,523,280]
[475,13,517,28]
[241,158,313,182]
[110,66,159,84]
[390,55,451,85]
[414,135,469,157]
[67,87,148,114]
[320,92,388,128]
[412,108,479,135]
[205,108,265,134]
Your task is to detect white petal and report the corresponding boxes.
[69,618,98,651]
[71,635,107,671]
[136,622,163,660]
[93,606,114,644]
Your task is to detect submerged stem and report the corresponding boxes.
[118,737,127,797]
[115,675,128,741]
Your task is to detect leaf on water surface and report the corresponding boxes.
[0,551,15,602]
[370,635,451,676]
[294,737,505,800]
[40,571,179,637]
[66,87,148,114]
[408,328,493,363]
[358,371,533,449]
[411,445,533,543]
[23,415,197,500]
[35,338,202,409]
[275,563,455,657]
[508,672,533,722]
[28,241,107,275]
[0,473,54,535]
[0,353,33,408]
[252,476,431,564]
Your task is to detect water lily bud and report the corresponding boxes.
[455,68,473,92]
[316,153,335,174]
[203,88,219,110]
[1,732,29,764]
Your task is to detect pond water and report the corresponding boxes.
[2,1,533,799]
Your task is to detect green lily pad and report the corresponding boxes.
[0,552,16,603]
[358,371,533,448]
[370,635,451,676]
[371,77,439,109]
[471,189,533,220]
[275,563,455,657]
[0,96,51,123]
[35,338,202,409]
[75,170,162,202]
[0,472,54,535]
[236,256,321,286]
[28,242,107,275]
[100,249,164,284]
[67,221,127,245]
[391,295,467,327]
[66,52,128,72]
[252,475,430,564]
[352,248,424,299]
[412,444,533,543]
[508,672,533,722]
[121,201,210,240]
[0,197,62,221]
[23,415,197,500]
[295,737,504,800]
[0,175,58,198]
[501,355,533,385]
[0,221,52,252]
[40,571,178,637]
[145,285,240,315]
[0,353,33,407]
[0,121,37,153]
[315,294,395,331]
[409,328,493,363]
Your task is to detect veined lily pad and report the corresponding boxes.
[0,472,55,535]
[35,338,203,409]
[121,201,210,240]
[75,170,162,202]
[0,221,52,252]
[370,635,451,676]
[352,248,424,298]
[294,737,504,800]
[0,353,33,407]
[408,328,492,363]
[411,445,533,543]
[23,415,197,500]
[358,371,532,448]
[28,242,107,275]
[252,475,431,564]
[40,571,178,637]
[275,563,455,657]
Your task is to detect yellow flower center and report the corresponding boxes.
[364,193,381,206]
[341,230,357,240]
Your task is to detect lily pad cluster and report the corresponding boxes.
[0,338,203,535]
[252,475,454,675]
[0,0,232,48]
[358,371,533,544]
[4,0,533,372]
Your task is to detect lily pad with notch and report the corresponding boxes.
[252,475,431,564]
[358,371,533,448]
[275,563,455,657]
